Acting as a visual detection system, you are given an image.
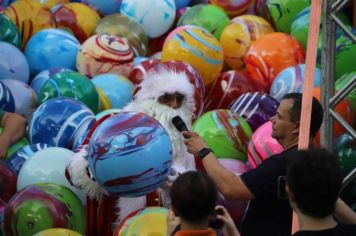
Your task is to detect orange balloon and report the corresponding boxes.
[313,87,355,145]
[245,32,305,92]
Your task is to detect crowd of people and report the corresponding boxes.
[1,67,356,236]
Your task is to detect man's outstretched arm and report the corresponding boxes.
[183,130,254,200]
[0,112,26,159]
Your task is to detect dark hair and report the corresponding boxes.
[170,171,217,223]
[282,93,324,137]
[286,148,342,218]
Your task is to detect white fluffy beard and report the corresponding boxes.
[123,99,196,172]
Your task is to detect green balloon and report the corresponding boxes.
[193,109,252,161]
[335,29,356,79]
[292,6,351,50]
[38,71,99,113]
[4,183,85,236]
[177,4,229,39]
[267,0,310,33]
[0,14,22,48]
[336,71,356,110]
[0,127,29,161]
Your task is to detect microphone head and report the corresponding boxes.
[172,116,188,132]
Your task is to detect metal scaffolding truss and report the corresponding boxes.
[321,0,356,189]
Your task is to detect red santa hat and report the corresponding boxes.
[133,68,196,113]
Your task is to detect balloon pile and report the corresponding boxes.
[0,0,355,234]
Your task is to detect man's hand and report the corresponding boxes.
[182,131,208,156]
[215,205,240,236]
[0,134,11,159]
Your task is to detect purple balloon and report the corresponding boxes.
[0,161,17,204]
[218,158,250,175]
[229,92,279,131]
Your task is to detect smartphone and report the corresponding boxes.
[209,208,224,229]
[278,176,287,199]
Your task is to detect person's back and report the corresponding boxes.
[286,149,356,236]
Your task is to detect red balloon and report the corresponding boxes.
[0,161,17,203]
[204,70,260,112]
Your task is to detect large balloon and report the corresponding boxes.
[76,33,134,78]
[6,143,51,175]
[120,0,176,38]
[33,228,82,236]
[31,68,74,95]
[336,71,356,111]
[95,14,148,56]
[193,109,252,161]
[313,87,355,144]
[0,160,17,203]
[229,92,279,131]
[266,0,310,33]
[53,2,100,43]
[0,80,15,112]
[3,0,56,49]
[204,70,259,112]
[162,25,224,87]
[114,207,168,236]
[177,4,229,39]
[4,183,85,236]
[28,97,96,150]
[17,147,85,203]
[245,33,305,92]
[335,134,356,178]
[247,121,284,168]
[38,71,99,113]
[92,73,134,111]
[209,0,254,17]
[0,42,30,84]
[88,112,173,197]
[269,64,321,101]
[220,15,274,70]
[24,29,80,76]
[81,0,121,16]
[0,14,21,48]
[1,79,37,117]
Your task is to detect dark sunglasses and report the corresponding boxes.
[159,92,185,105]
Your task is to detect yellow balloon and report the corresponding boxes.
[53,2,100,43]
[115,207,168,236]
[3,1,56,49]
[220,15,274,70]
[33,228,82,236]
[19,0,70,9]
[162,26,224,87]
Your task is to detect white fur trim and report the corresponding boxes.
[66,145,108,201]
[134,68,196,113]
[114,196,146,226]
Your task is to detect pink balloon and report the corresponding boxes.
[247,121,284,168]
[218,158,250,175]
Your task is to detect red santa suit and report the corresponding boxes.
[66,68,197,235]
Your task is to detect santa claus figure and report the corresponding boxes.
[66,68,197,235]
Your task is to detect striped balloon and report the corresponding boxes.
[229,92,279,131]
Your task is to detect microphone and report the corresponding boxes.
[172,116,189,132]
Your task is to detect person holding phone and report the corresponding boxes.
[168,171,240,236]
[286,149,356,235]
[183,93,324,236]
